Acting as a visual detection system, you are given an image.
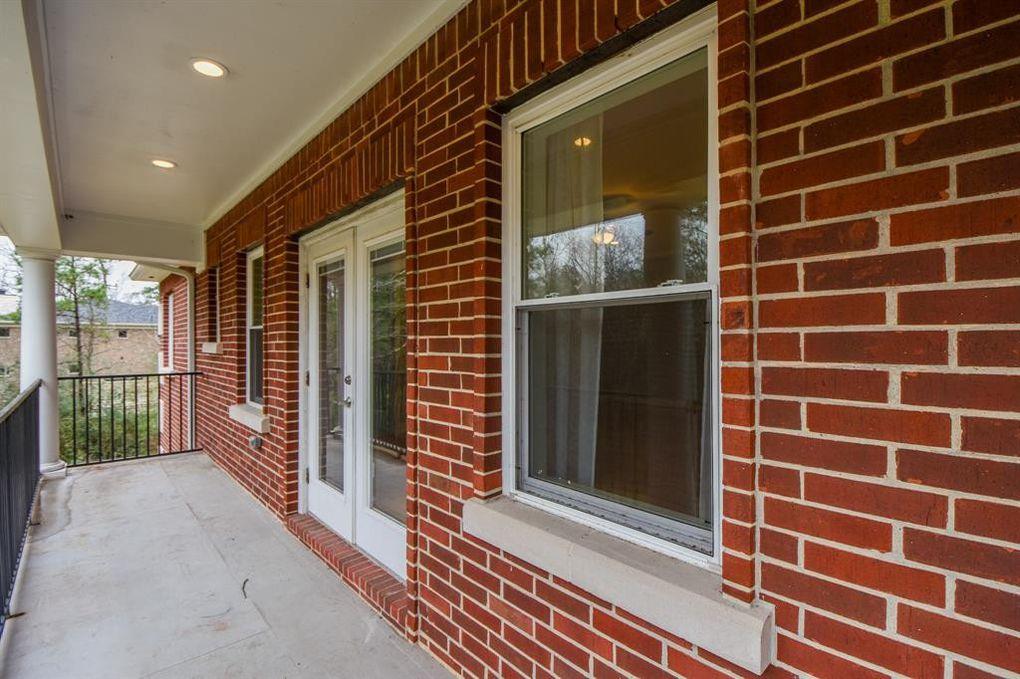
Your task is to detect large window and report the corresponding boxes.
[247,248,264,406]
[505,31,717,556]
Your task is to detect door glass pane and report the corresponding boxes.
[521,48,709,299]
[523,296,713,540]
[318,258,345,491]
[369,241,407,523]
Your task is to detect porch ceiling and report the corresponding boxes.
[4,0,464,266]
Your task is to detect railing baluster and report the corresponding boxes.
[133,377,139,459]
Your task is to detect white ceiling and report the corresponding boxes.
[43,0,463,229]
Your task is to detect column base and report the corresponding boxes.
[40,459,67,477]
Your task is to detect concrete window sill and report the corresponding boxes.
[200,342,220,354]
[462,496,774,674]
[228,403,270,433]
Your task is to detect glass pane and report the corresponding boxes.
[250,255,264,324]
[524,296,712,539]
[369,241,407,523]
[522,49,709,299]
[248,327,263,405]
[318,258,345,491]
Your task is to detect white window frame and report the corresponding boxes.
[246,247,265,408]
[501,11,721,568]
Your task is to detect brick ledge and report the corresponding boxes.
[286,513,410,634]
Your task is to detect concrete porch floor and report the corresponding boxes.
[0,453,448,679]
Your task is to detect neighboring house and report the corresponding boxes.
[0,298,158,401]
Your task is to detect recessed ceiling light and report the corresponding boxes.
[151,159,177,169]
[191,58,227,78]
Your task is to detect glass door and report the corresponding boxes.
[302,193,407,578]
[306,231,355,541]
[353,221,408,577]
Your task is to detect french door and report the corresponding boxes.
[303,196,408,577]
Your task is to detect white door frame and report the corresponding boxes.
[298,189,407,578]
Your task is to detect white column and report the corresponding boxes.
[19,251,65,475]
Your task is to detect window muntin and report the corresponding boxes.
[510,37,717,556]
[247,248,264,406]
[522,50,708,300]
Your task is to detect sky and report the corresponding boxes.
[0,236,157,303]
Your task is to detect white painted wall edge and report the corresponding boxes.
[59,211,202,266]
[463,497,775,674]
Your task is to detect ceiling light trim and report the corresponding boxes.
[200,0,469,231]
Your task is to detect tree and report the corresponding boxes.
[55,257,112,375]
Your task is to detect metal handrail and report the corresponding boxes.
[0,380,42,425]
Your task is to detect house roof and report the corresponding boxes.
[55,299,158,326]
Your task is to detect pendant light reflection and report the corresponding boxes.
[573,136,593,148]
[592,224,618,246]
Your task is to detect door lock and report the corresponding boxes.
[343,397,352,407]
[344,375,352,385]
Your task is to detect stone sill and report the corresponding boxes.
[462,496,774,674]
[228,403,270,433]
[200,342,220,354]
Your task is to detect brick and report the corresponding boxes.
[896,106,1020,167]
[904,528,1020,586]
[758,219,878,261]
[760,464,801,498]
[954,63,1020,115]
[956,498,1020,544]
[804,330,948,365]
[592,611,661,661]
[889,0,939,17]
[805,542,945,606]
[777,635,887,679]
[760,399,801,429]
[760,527,799,564]
[899,604,1020,675]
[958,330,1020,367]
[755,1,879,70]
[755,61,802,102]
[891,196,1020,246]
[756,263,798,293]
[807,8,945,84]
[765,497,892,551]
[901,372,1020,413]
[760,293,886,327]
[754,0,800,38]
[805,611,945,678]
[757,128,801,164]
[808,402,951,446]
[804,86,945,152]
[954,662,1004,679]
[804,473,947,527]
[804,249,945,291]
[962,416,1020,457]
[898,287,1020,325]
[762,367,888,402]
[761,142,885,196]
[897,449,1020,501]
[758,69,883,133]
[761,431,887,475]
[805,167,949,221]
[762,562,887,627]
[758,332,802,360]
[952,0,1020,34]
[956,241,1020,283]
[893,20,1020,91]
[955,580,1020,633]
[958,150,1020,197]
[755,195,801,229]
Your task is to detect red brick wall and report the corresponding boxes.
[192,1,1020,677]
[159,274,191,452]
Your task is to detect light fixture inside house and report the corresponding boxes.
[191,58,228,78]
[573,136,593,147]
[151,159,177,169]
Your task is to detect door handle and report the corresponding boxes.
[344,375,352,385]
[343,396,352,408]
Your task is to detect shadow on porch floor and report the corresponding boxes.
[0,453,447,679]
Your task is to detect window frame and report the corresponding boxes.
[246,246,265,408]
[501,11,721,567]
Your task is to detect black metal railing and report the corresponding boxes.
[0,380,41,638]
[57,372,200,466]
